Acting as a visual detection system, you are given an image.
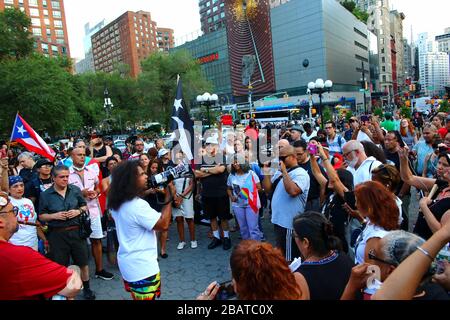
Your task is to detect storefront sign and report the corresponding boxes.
[197,52,219,65]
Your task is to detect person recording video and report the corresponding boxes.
[108,161,172,300]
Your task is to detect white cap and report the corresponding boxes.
[205,136,219,145]
[158,148,169,158]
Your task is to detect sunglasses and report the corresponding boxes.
[368,249,397,266]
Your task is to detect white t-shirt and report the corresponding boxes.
[354,221,389,265]
[111,198,161,282]
[346,156,382,186]
[9,197,38,250]
[356,131,372,143]
[301,131,317,143]
[227,171,260,208]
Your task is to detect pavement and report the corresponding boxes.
[79,189,420,300]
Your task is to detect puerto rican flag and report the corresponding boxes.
[170,76,194,161]
[10,113,56,161]
[240,174,261,214]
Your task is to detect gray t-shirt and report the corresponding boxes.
[270,167,310,230]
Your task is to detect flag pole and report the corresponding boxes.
[8,112,20,149]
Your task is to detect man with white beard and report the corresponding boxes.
[342,140,382,186]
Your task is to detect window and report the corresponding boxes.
[55,29,64,38]
[32,28,42,36]
[220,12,225,18]
[41,43,49,53]
[52,45,58,54]
[43,10,49,16]
[54,20,62,28]
[4,0,14,4]
[382,66,386,72]
[42,0,47,7]
[51,1,60,9]
[30,8,40,16]
[31,18,41,26]
[44,18,50,25]
[53,11,61,18]
[29,0,38,6]
[213,15,219,22]
[213,6,218,12]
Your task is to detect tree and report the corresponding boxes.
[341,0,356,12]
[374,107,383,118]
[345,110,353,121]
[0,55,80,136]
[138,50,213,127]
[340,0,369,23]
[439,100,449,113]
[0,8,34,60]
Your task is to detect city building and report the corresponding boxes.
[198,0,226,34]
[176,0,370,112]
[0,0,70,58]
[421,52,450,97]
[75,20,106,74]
[435,27,450,54]
[156,27,175,52]
[390,10,405,94]
[403,39,413,80]
[91,10,174,78]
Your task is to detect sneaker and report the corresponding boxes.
[95,269,114,281]
[208,237,222,249]
[83,288,96,300]
[223,237,231,250]
[177,242,186,250]
[191,240,198,249]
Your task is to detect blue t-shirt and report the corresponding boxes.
[413,141,433,175]
[271,167,310,230]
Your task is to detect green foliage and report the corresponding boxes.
[0,8,34,60]
[341,0,356,12]
[400,106,411,119]
[138,50,213,127]
[345,110,353,121]
[439,100,449,113]
[340,0,369,23]
[0,55,80,135]
[322,106,333,123]
[374,107,383,117]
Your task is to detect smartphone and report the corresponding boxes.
[216,281,236,300]
[307,143,318,155]
[435,260,446,274]
[394,131,405,148]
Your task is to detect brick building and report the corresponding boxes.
[157,27,175,53]
[0,0,70,58]
[91,10,174,77]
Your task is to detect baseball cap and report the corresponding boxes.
[290,125,303,133]
[205,136,219,145]
[34,158,54,169]
[158,148,169,158]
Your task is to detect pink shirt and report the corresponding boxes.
[68,164,101,218]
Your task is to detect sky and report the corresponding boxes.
[64,0,449,61]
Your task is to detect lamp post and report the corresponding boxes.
[248,79,262,118]
[104,87,114,132]
[307,79,333,129]
[196,92,218,128]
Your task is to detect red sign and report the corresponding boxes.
[221,114,233,126]
[197,52,219,65]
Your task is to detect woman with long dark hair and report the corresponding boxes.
[293,212,354,300]
[108,161,171,300]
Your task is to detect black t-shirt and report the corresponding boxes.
[295,251,354,300]
[93,145,109,177]
[195,156,228,198]
[414,282,450,300]
[414,196,450,240]
[19,168,37,185]
[298,159,327,201]
[323,191,355,253]
[25,177,53,210]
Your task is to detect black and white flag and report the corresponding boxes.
[170,76,194,161]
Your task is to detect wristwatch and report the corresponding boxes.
[205,168,209,173]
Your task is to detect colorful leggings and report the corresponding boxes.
[123,273,161,300]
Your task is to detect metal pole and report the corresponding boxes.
[248,85,252,117]
[319,93,323,129]
[207,103,211,128]
[362,61,367,114]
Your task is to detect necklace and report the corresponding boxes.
[302,251,337,265]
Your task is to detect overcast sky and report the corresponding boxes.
[64,0,449,61]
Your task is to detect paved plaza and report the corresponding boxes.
[81,189,420,300]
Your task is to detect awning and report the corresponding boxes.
[255,103,295,112]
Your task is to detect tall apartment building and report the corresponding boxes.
[435,27,450,54]
[75,20,106,74]
[390,10,405,93]
[0,0,70,58]
[91,11,174,78]
[403,38,414,80]
[156,27,175,52]
[199,0,226,34]
[421,52,450,96]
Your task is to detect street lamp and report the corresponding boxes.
[248,79,262,117]
[104,87,114,132]
[196,92,218,128]
[307,79,333,129]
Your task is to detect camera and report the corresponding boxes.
[216,281,236,300]
[148,163,190,188]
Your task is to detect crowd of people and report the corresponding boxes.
[1,107,450,301]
